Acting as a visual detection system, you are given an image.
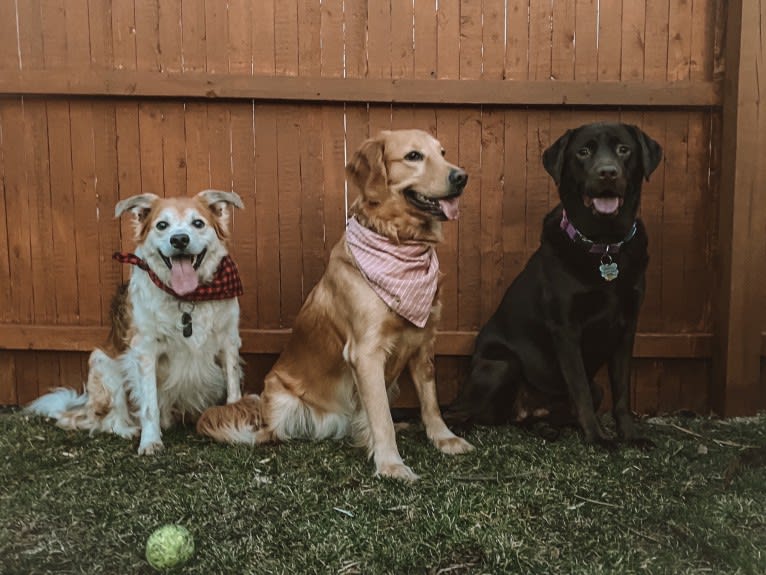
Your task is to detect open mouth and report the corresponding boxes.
[404,189,462,221]
[584,194,623,216]
[158,249,207,295]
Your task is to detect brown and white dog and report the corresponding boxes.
[27,190,245,455]
[197,129,475,480]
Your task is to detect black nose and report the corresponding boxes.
[170,234,190,250]
[597,165,620,180]
[449,168,468,189]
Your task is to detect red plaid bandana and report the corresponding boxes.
[346,217,439,328]
[113,252,244,302]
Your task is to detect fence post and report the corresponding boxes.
[712,1,766,415]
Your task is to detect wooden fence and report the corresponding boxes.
[0,0,763,415]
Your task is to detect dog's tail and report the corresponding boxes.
[25,388,89,427]
[196,394,265,445]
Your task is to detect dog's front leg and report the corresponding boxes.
[550,326,614,448]
[349,345,418,481]
[221,339,242,404]
[608,324,655,450]
[408,344,474,455]
[128,345,163,455]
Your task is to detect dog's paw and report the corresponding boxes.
[376,462,419,482]
[114,424,139,439]
[434,435,475,455]
[137,440,164,455]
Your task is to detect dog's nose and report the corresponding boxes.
[449,168,468,189]
[597,165,620,180]
[170,233,190,250]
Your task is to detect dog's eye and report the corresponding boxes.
[440,149,446,157]
[404,151,424,161]
[191,219,206,229]
[617,144,631,156]
[576,147,592,159]
[156,221,169,231]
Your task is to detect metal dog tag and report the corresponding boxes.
[181,312,193,338]
[599,255,619,281]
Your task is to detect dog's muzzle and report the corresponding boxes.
[404,168,468,221]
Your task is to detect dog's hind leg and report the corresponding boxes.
[446,352,522,425]
[87,349,138,438]
[408,344,474,455]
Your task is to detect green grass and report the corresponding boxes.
[1,409,765,575]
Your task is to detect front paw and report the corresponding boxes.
[375,462,419,482]
[434,435,475,455]
[583,431,619,451]
[137,440,164,455]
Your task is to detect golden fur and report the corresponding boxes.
[197,129,474,480]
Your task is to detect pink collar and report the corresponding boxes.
[345,217,439,328]
[560,209,637,255]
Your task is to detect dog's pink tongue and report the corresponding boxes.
[439,197,461,220]
[170,258,199,295]
[592,197,620,215]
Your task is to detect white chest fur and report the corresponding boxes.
[127,272,241,418]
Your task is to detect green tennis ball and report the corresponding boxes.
[145,525,195,570]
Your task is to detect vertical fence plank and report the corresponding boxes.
[713,0,766,415]
[436,0,461,331]
[296,3,326,298]
[252,2,280,330]
[621,0,646,81]
[575,0,597,81]
[0,1,18,402]
[319,0,347,257]
[92,102,121,324]
[456,0,482,331]
[551,0,575,81]
[506,0,529,80]
[597,0,622,81]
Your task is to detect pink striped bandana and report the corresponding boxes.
[345,217,439,328]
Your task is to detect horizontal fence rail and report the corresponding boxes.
[0,71,722,108]
[0,325,715,358]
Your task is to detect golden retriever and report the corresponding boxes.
[197,129,474,480]
[27,190,245,454]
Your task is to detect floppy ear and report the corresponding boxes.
[196,189,243,236]
[197,189,244,214]
[542,129,573,186]
[627,125,663,181]
[114,193,159,220]
[345,134,388,202]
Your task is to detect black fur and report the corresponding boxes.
[448,122,662,449]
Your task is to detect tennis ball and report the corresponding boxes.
[145,524,195,570]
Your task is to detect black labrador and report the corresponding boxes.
[448,122,662,449]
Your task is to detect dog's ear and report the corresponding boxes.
[198,190,244,214]
[114,193,159,220]
[627,125,663,181]
[542,129,573,186]
[345,134,388,202]
[197,189,243,237]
